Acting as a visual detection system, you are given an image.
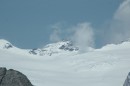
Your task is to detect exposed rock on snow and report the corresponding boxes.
[0,39,13,49]
[29,48,42,55]
[0,67,33,86]
[29,41,79,56]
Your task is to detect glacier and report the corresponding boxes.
[0,39,130,86]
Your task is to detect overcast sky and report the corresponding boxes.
[1,0,129,49]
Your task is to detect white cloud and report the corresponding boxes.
[106,0,130,44]
[71,22,94,52]
[114,0,130,22]
[50,23,62,42]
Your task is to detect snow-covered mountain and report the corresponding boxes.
[29,41,79,56]
[0,39,14,49]
[0,39,31,55]
[0,39,130,86]
[0,39,79,56]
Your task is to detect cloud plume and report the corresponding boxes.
[71,22,94,52]
[49,22,95,52]
[105,0,130,44]
[50,23,61,42]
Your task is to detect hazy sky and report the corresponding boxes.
[0,0,127,49]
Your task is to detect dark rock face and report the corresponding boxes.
[0,68,6,84]
[123,72,130,86]
[29,48,39,55]
[59,42,79,51]
[0,67,33,86]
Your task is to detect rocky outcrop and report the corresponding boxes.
[0,68,6,84]
[0,67,33,86]
[123,72,130,86]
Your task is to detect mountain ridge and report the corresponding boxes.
[0,39,79,56]
[1,39,130,56]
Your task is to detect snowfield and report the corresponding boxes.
[0,39,130,86]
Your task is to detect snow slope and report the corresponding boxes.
[0,39,130,86]
[0,39,30,55]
